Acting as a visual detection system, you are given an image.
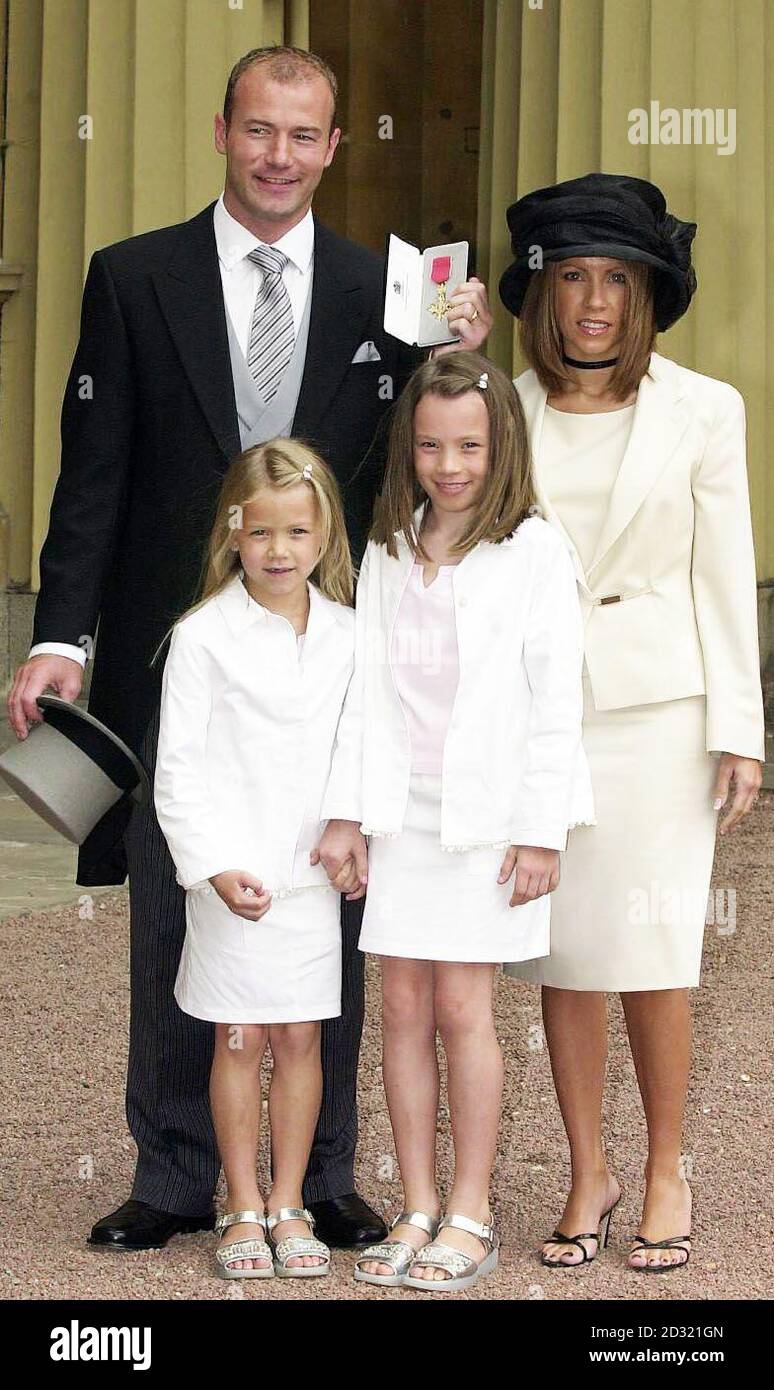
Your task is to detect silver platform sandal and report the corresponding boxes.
[403,1213,499,1292]
[214,1210,273,1280]
[353,1210,440,1287]
[266,1207,331,1278]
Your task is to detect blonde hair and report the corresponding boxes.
[519,259,656,400]
[370,350,538,561]
[150,438,353,668]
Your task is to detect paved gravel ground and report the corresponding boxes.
[1,794,771,1302]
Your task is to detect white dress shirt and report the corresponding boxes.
[29,195,315,669]
[212,192,314,351]
[154,572,355,895]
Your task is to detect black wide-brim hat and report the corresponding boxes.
[0,696,150,844]
[499,172,697,332]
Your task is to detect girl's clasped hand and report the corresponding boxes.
[310,822,368,900]
[209,870,272,919]
[497,845,560,904]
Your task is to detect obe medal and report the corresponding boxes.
[427,255,452,320]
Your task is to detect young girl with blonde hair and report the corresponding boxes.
[153,438,361,1280]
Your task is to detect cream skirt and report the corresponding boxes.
[506,666,719,991]
[359,771,550,964]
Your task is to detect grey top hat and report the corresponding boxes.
[0,696,150,845]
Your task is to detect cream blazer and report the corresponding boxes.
[515,350,765,762]
[321,511,596,853]
[154,574,355,894]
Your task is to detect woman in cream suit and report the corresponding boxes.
[499,174,764,1272]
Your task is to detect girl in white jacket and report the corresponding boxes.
[153,439,359,1281]
[318,351,594,1290]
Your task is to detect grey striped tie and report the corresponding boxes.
[246,245,295,401]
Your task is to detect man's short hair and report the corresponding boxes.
[223,45,339,134]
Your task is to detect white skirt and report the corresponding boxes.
[175,876,342,1024]
[359,772,550,964]
[506,665,718,991]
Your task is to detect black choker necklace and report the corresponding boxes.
[562,354,619,369]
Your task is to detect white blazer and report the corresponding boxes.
[321,509,595,852]
[516,350,765,762]
[154,573,355,894]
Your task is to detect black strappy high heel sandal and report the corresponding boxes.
[628,1233,691,1272]
[541,1196,620,1268]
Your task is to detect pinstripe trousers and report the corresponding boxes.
[124,700,366,1216]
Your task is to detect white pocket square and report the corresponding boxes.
[351,340,382,364]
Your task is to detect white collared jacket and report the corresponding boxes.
[517,351,765,760]
[154,573,355,894]
[321,508,596,852]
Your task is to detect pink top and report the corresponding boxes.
[391,562,461,774]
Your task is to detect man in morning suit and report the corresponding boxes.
[7,45,492,1252]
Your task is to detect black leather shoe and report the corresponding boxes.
[306,1193,387,1248]
[87,1199,216,1251]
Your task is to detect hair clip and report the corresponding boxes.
[302,463,313,480]
[478,372,489,389]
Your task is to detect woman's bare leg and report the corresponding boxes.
[621,989,692,1269]
[540,986,620,1265]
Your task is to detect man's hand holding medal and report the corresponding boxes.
[384,234,492,351]
[431,273,492,355]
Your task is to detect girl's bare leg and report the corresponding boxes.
[360,957,441,1277]
[410,962,501,1283]
[268,1020,326,1268]
[210,1022,272,1270]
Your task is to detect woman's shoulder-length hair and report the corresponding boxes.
[519,258,657,400]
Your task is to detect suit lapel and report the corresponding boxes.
[586,356,691,574]
[381,518,421,625]
[292,218,372,438]
[151,202,242,466]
